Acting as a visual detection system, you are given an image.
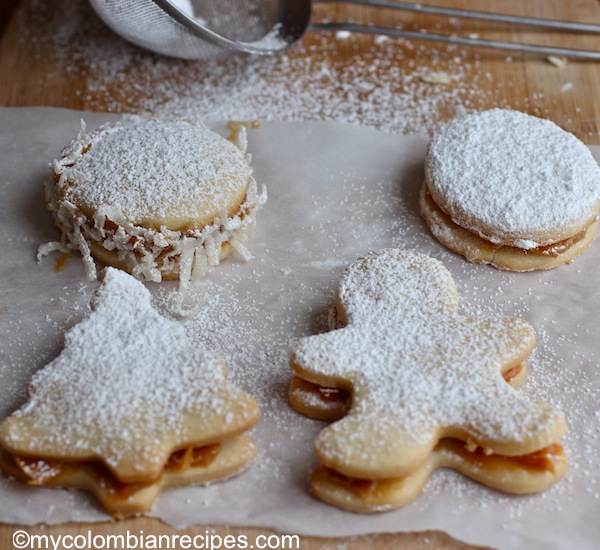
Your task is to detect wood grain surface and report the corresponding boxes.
[1,0,600,142]
[1,1,599,549]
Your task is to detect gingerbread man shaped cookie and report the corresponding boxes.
[290,249,567,512]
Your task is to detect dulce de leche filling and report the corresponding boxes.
[164,443,220,472]
[425,187,587,256]
[7,443,221,498]
[318,442,566,499]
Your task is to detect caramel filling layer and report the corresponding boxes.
[317,385,350,403]
[319,442,565,499]
[501,364,522,384]
[9,443,221,498]
[425,187,587,256]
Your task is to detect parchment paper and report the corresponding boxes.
[0,107,598,550]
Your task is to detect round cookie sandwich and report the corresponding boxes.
[40,119,267,284]
[421,109,600,271]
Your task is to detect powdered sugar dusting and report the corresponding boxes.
[0,268,257,478]
[56,119,251,224]
[426,109,600,247]
[292,250,564,475]
[0,111,598,545]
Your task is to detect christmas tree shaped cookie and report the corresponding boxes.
[0,268,259,518]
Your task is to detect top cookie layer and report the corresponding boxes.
[53,119,252,231]
[425,109,600,248]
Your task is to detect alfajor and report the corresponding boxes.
[421,109,600,271]
[0,268,260,518]
[40,119,267,284]
[289,249,567,513]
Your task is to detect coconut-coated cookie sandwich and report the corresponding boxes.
[40,119,267,285]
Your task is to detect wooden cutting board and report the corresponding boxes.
[1,0,599,143]
[0,1,599,549]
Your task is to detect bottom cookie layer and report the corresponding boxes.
[419,183,598,271]
[89,240,234,282]
[311,439,567,513]
[0,434,256,519]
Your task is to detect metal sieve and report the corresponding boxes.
[88,0,308,60]
[89,0,600,61]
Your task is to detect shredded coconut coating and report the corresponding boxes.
[41,119,267,283]
[0,268,259,482]
[425,109,600,248]
[291,250,566,479]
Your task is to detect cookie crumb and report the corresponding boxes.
[421,71,453,84]
[547,55,568,68]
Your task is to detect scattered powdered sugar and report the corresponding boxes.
[426,109,600,247]
[421,70,453,84]
[152,267,303,413]
[547,55,568,68]
[335,31,352,41]
[0,102,597,541]
[17,0,505,136]
[560,82,574,93]
[1,268,256,476]
[16,0,598,145]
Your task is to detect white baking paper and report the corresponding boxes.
[0,107,598,550]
